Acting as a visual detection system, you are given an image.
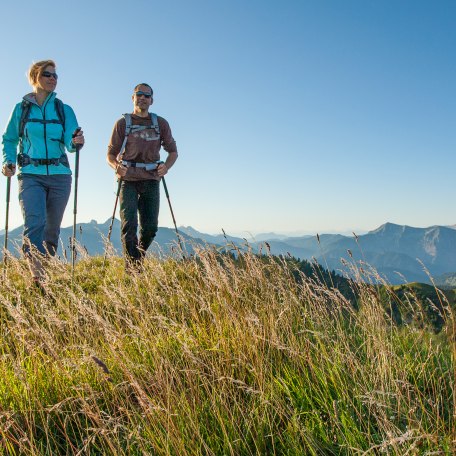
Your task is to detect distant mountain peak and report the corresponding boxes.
[369,222,402,234]
[369,222,436,236]
[179,226,201,236]
[1,219,455,285]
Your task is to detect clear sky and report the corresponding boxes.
[0,0,455,236]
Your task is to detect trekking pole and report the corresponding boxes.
[102,179,121,269]
[3,163,13,263]
[102,131,131,271]
[161,176,184,252]
[71,128,82,276]
[106,181,121,245]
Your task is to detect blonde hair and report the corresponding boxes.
[28,60,56,87]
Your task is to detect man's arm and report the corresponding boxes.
[157,151,178,177]
[106,118,126,172]
[157,117,178,177]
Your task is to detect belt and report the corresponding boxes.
[121,160,161,171]
[18,154,69,167]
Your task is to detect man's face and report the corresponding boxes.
[132,85,153,110]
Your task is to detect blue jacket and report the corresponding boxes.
[2,92,79,175]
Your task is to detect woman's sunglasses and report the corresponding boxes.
[41,71,58,79]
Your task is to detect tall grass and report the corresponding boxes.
[0,245,453,455]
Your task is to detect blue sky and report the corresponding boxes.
[0,0,455,236]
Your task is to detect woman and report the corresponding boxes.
[2,59,84,284]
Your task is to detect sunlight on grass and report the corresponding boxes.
[0,245,454,455]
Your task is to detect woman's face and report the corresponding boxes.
[36,65,58,93]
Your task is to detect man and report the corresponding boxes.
[107,83,178,269]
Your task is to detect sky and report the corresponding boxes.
[0,0,455,237]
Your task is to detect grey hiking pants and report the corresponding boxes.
[18,174,72,256]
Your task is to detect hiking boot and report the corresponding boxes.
[125,258,144,274]
[32,276,48,295]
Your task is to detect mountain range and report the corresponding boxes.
[1,220,455,285]
[180,223,456,284]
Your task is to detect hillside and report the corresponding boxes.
[2,221,456,285]
[434,272,456,288]
[186,223,456,284]
[0,249,453,454]
[0,219,199,259]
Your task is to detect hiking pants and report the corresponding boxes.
[18,174,72,256]
[119,179,160,263]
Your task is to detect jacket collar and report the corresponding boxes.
[22,91,57,106]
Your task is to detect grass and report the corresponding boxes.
[0,245,454,455]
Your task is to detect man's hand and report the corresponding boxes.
[2,163,16,177]
[116,163,128,178]
[157,163,168,177]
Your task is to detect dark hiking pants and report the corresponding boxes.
[119,179,160,264]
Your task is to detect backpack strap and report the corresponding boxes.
[18,155,70,168]
[19,100,32,139]
[19,98,66,138]
[53,98,66,147]
[150,113,160,135]
[54,98,66,130]
[123,113,132,136]
[117,114,132,161]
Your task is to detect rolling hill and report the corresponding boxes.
[2,221,455,285]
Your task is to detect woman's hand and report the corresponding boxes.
[72,128,85,148]
[2,163,16,177]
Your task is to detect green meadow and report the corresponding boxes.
[0,247,454,455]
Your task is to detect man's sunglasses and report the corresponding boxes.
[134,91,152,98]
[41,71,58,79]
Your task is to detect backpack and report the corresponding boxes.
[17,98,68,166]
[117,113,160,160]
[123,112,160,137]
[19,98,66,139]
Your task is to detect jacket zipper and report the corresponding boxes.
[42,96,51,175]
